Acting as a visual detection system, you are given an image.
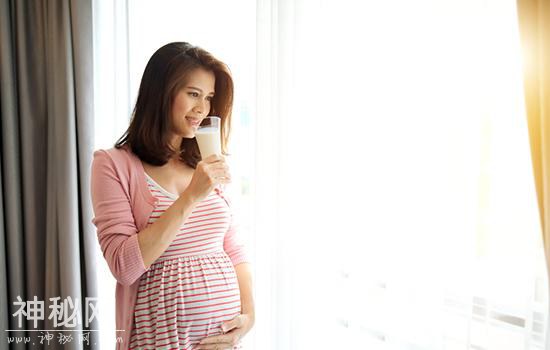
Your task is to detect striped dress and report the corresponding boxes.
[129,174,243,349]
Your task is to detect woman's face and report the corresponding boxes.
[170,67,216,139]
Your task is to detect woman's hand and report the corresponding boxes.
[184,154,231,203]
[195,313,255,350]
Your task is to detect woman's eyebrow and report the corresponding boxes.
[187,86,215,95]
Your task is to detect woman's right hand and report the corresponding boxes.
[184,154,231,203]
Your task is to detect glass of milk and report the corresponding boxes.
[195,116,222,159]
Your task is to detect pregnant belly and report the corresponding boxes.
[131,252,241,349]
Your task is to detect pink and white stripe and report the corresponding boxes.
[129,175,243,349]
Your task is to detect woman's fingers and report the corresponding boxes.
[187,155,231,202]
[207,162,230,182]
[197,329,241,349]
[196,343,232,350]
[208,163,229,172]
[212,171,231,183]
[202,154,225,164]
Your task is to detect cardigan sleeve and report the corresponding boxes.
[218,188,250,266]
[90,150,148,286]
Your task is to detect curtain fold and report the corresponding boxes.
[517,0,550,243]
[516,1,550,346]
[0,0,99,349]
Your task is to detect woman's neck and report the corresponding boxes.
[170,135,183,152]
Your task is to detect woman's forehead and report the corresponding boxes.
[184,68,215,90]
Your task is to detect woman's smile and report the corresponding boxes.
[185,116,201,128]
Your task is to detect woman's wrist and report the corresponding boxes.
[176,190,199,213]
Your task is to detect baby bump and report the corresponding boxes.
[133,252,241,348]
[176,253,242,337]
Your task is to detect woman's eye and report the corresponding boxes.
[206,96,214,102]
[188,92,199,98]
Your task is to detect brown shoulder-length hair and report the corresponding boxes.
[115,42,234,168]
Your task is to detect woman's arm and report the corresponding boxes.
[91,150,200,284]
[137,193,198,268]
[234,263,255,321]
[92,152,230,286]
[218,189,254,317]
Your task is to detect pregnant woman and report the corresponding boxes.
[91,42,254,349]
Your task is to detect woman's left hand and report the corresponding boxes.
[196,313,255,350]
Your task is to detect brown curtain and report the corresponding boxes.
[516,0,550,343]
[517,3,550,247]
[0,0,99,349]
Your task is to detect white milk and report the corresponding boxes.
[195,126,221,158]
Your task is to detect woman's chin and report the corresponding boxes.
[177,130,196,139]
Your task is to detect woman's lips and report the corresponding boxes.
[185,117,200,127]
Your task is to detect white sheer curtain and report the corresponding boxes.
[253,0,549,349]
[92,0,130,348]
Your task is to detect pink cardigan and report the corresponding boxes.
[90,145,248,349]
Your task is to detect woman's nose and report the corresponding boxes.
[194,100,207,115]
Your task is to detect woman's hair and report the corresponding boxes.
[115,42,234,168]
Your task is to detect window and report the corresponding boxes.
[93,0,548,348]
